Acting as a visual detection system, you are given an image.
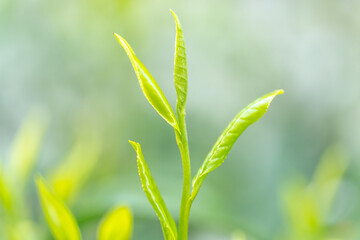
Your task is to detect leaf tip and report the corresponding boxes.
[128,140,137,148]
[114,33,125,46]
[265,89,284,106]
[113,32,121,42]
[114,33,135,57]
[169,8,175,16]
[276,89,285,95]
[170,9,180,25]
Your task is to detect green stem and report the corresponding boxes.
[175,109,191,240]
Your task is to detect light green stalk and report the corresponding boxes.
[175,114,191,240]
[171,9,191,239]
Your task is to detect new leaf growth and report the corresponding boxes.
[115,10,283,240]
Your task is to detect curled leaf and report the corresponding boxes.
[171,10,188,116]
[97,206,133,240]
[192,90,283,199]
[36,176,81,240]
[114,33,179,131]
[129,141,177,240]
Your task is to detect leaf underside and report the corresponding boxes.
[129,141,177,240]
[114,33,179,132]
[192,90,284,197]
[36,177,81,240]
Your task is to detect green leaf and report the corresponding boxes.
[313,144,348,220]
[282,178,321,237]
[129,141,177,240]
[171,10,188,116]
[114,33,179,132]
[8,112,46,186]
[97,206,133,240]
[231,231,247,240]
[192,90,283,198]
[36,176,81,240]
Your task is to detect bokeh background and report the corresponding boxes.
[1,0,360,239]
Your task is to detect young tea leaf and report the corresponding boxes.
[114,33,179,132]
[171,10,188,116]
[97,206,133,240]
[36,176,81,240]
[192,90,283,199]
[129,141,178,240]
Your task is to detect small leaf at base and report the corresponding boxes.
[129,140,177,240]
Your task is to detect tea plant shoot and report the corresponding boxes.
[115,10,283,240]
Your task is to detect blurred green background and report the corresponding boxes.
[1,0,360,239]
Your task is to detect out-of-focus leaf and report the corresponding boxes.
[191,90,283,198]
[114,33,179,132]
[171,10,188,116]
[10,220,41,240]
[8,113,46,186]
[283,178,321,237]
[49,137,101,202]
[0,162,12,211]
[282,145,348,239]
[97,206,133,240]
[129,141,177,240]
[313,145,348,219]
[231,230,247,240]
[36,177,81,240]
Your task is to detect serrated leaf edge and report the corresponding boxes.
[192,89,284,191]
[129,140,177,240]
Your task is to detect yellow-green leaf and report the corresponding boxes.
[97,206,133,240]
[129,141,177,240]
[36,176,81,240]
[9,220,41,240]
[191,90,283,199]
[171,10,188,116]
[114,33,179,131]
[49,137,102,202]
[0,162,12,211]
